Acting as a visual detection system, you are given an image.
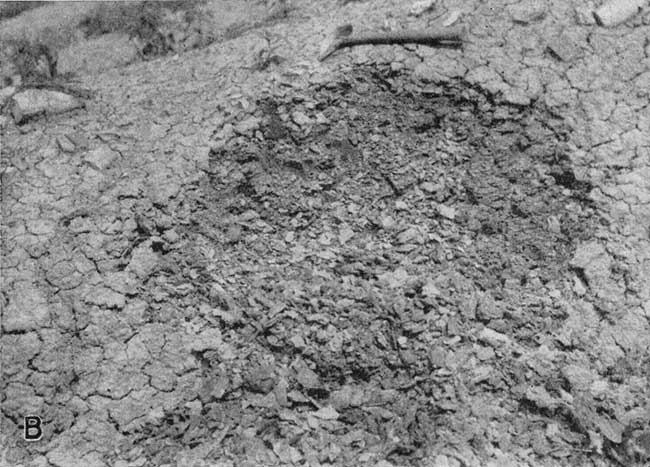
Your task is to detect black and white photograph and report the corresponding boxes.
[1,0,649,466]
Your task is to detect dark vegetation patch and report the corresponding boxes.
[1,1,213,94]
[0,1,46,21]
[77,0,212,58]
[77,0,190,37]
[1,36,59,83]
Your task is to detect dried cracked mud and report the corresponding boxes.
[1,1,649,467]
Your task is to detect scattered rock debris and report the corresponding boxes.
[175,66,628,466]
[1,1,650,466]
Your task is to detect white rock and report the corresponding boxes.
[127,240,159,279]
[0,85,16,106]
[11,89,83,123]
[409,0,437,17]
[56,135,76,152]
[292,110,311,126]
[478,327,511,347]
[443,10,463,26]
[437,203,456,220]
[84,146,118,171]
[593,0,645,27]
[233,116,260,135]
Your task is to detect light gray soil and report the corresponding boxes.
[1,1,649,466]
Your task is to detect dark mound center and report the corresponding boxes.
[207,66,597,295]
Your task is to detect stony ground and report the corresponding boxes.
[1,1,649,466]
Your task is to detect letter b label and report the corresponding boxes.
[24,416,42,441]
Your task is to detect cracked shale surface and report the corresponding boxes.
[1,1,649,466]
